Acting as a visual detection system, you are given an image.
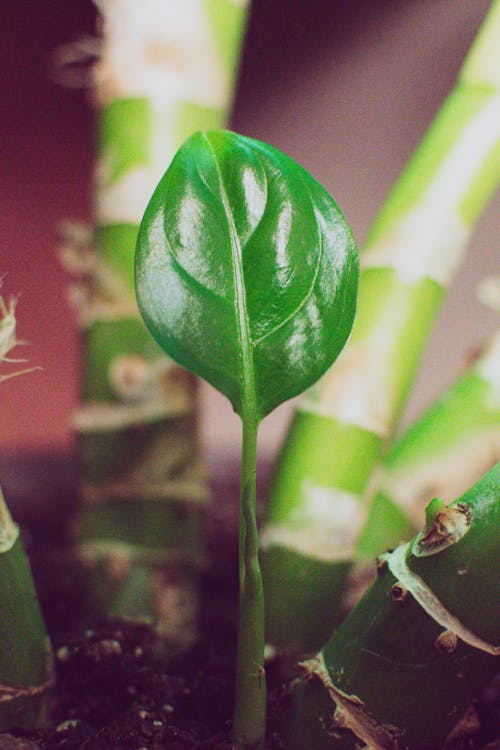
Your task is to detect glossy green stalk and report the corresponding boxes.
[261,1,500,653]
[357,326,500,559]
[295,465,500,750]
[71,0,250,640]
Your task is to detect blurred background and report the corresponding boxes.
[1,0,497,468]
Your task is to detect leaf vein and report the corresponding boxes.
[170,252,229,306]
[202,133,257,418]
[253,181,324,347]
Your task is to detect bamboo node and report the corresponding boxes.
[376,556,389,575]
[109,354,152,399]
[390,582,410,604]
[435,629,458,655]
[298,342,392,437]
[108,355,195,417]
[92,0,230,107]
[260,482,367,561]
[301,653,399,750]
[0,677,53,703]
[58,220,139,327]
[386,543,500,655]
[78,539,205,570]
[81,476,209,505]
[73,395,196,433]
[415,502,470,557]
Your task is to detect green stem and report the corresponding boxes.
[0,488,53,730]
[356,326,500,560]
[261,1,500,653]
[71,0,250,641]
[289,465,500,750]
[233,414,266,750]
[0,295,53,729]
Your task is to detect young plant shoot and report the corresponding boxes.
[0,289,53,729]
[135,130,359,748]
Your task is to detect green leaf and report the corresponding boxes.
[135,130,359,421]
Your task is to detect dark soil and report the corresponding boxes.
[0,456,289,750]
[0,455,498,750]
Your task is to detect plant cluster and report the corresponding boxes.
[0,2,498,749]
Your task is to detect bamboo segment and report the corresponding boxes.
[261,2,500,653]
[283,676,357,750]
[0,291,53,729]
[293,465,500,750]
[357,326,500,558]
[0,493,54,730]
[74,0,250,640]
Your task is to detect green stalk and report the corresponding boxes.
[261,1,500,653]
[357,325,500,559]
[233,415,266,750]
[70,0,250,641]
[0,491,54,730]
[0,290,53,729]
[295,464,500,750]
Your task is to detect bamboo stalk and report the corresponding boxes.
[71,0,250,643]
[261,1,500,653]
[0,493,54,730]
[0,290,53,729]
[356,324,500,560]
[295,464,500,750]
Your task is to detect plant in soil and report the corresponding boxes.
[1,2,499,748]
[134,128,360,748]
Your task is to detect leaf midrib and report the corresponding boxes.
[203,133,257,420]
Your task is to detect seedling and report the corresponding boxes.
[135,129,359,748]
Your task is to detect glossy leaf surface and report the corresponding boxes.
[135,130,359,420]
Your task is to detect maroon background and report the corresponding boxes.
[1,1,496,459]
